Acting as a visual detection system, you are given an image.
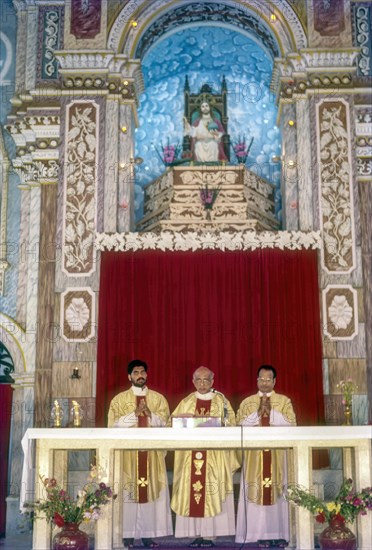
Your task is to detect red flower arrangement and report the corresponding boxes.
[286,478,372,525]
[25,465,116,527]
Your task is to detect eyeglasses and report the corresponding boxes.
[257,377,274,382]
[194,378,212,383]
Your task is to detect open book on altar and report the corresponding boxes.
[171,414,222,428]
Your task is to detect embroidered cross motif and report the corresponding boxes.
[196,408,207,416]
[138,477,148,487]
[263,477,272,488]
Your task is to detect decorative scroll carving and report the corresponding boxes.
[357,158,372,176]
[6,114,61,186]
[316,99,355,273]
[352,3,372,77]
[11,159,59,185]
[178,169,238,187]
[62,101,98,275]
[354,105,372,179]
[38,7,63,81]
[95,230,321,253]
[323,285,358,340]
[61,288,95,342]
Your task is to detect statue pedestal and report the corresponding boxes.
[137,165,279,233]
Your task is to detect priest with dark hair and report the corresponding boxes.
[108,359,173,548]
[235,364,296,546]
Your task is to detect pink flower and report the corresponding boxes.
[234,143,246,152]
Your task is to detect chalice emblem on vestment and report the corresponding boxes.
[193,451,204,475]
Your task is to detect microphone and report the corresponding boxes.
[211,389,228,426]
[211,388,225,397]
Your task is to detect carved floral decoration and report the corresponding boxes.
[61,289,95,342]
[328,295,353,330]
[95,230,321,253]
[65,298,90,332]
[317,100,355,273]
[63,102,98,275]
[323,285,358,340]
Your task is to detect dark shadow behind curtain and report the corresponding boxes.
[96,249,324,426]
[0,385,13,536]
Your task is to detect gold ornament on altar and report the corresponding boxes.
[71,400,83,427]
[336,379,358,426]
[51,400,63,428]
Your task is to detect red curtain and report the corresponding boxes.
[96,248,324,427]
[0,385,13,536]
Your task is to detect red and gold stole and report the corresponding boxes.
[136,396,149,503]
[189,398,212,517]
[260,396,272,505]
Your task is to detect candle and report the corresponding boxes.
[72,400,81,427]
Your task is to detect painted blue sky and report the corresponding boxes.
[134,25,281,220]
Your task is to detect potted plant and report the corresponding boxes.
[285,478,371,549]
[24,465,116,550]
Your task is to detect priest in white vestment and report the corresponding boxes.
[108,359,173,548]
[235,365,296,546]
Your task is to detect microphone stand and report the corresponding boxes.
[211,389,229,426]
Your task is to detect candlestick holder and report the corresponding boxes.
[51,400,63,428]
[71,367,81,379]
[71,400,83,427]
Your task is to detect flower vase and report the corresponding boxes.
[343,404,352,425]
[53,523,89,550]
[318,517,357,550]
[205,208,212,221]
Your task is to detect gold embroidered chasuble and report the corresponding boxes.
[107,387,170,502]
[236,390,296,506]
[171,392,239,518]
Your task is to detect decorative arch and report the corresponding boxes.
[0,314,27,378]
[108,0,307,59]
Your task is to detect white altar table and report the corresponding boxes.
[21,426,371,550]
